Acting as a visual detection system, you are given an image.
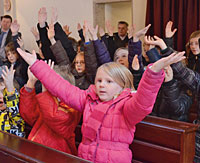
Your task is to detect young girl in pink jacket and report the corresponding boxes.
[17,48,185,163]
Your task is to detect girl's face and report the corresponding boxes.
[95,68,123,102]
[115,49,129,68]
[7,51,19,63]
[189,37,200,55]
[75,54,85,73]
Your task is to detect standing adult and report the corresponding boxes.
[0,15,12,61]
[113,21,129,48]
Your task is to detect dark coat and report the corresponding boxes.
[50,40,97,90]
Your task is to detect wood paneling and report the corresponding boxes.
[0,131,91,163]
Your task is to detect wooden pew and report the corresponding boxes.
[131,115,198,163]
[0,131,91,163]
[75,115,198,163]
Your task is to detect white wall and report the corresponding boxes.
[105,1,132,32]
[132,0,147,36]
[4,0,94,52]
[1,0,147,52]
[103,0,147,36]
[0,0,3,16]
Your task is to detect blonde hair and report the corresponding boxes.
[113,47,128,62]
[186,30,200,56]
[97,62,134,90]
[53,65,75,85]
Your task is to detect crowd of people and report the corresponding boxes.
[0,6,200,163]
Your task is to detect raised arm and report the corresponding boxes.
[2,65,25,137]
[19,68,40,126]
[144,35,200,93]
[83,23,98,82]
[16,48,87,112]
[92,23,112,65]
[159,66,192,121]
[48,23,70,65]
[51,8,76,62]
[164,21,177,48]
[10,19,22,49]
[37,7,56,62]
[123,52,186,126]
[128,24,151,70]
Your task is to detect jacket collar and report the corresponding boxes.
[87,85,135,104]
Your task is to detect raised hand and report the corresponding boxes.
[77,23,82,31]
[164,65,173,82]
[11,19,20,36]
[38,7,47,28]
[88,22,98,40]
[27,67,37,82]
[17,48,37,66]
[51,7,58,25]
[26,67,38,88]
[99,27,105,37]
[2,65,15,92]
[128,24,135,39]
[165,21,177,38]
[45,59,55,69]
[47,23,55,41]
[63,25,72,36]
[17,37,24,50]
[132,55,140,70]
[133,24,151,42]
[151,51,186,72]
[30,27,40,41]
[144,35,167,50]
[105,20,114,36]
[143,36,155,51]
[83,21,90,42]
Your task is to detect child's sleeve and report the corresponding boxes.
[93,39,112,65]
[128,39,143,70]
[4,89,25,137]
[19,87,40,126]
[36,91,81,139]
[123,66,165,127]
[84,41,98,83]
[50,40,70,66]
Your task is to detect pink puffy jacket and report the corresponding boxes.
[30,60,164,163]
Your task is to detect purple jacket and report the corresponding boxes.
[93,39,112,65]
[30,60,164,163]
[128,39,143,70]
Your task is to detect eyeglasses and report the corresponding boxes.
[75,61,85,65]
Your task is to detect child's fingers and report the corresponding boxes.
[172,28,177,34]
[51,61,54,69]
[1,74,5,81]
[10,64,14,72]
[5,66,9,74]
[154,35,160,40]
[95,25,98,32]
[2,69,6,77]
[147,24,151,28]
[13,69,16,75]
[167,51,185,65]
[48,59,52,67]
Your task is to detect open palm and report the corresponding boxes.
[17,48,37,66]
